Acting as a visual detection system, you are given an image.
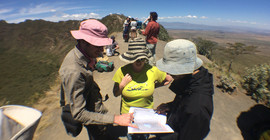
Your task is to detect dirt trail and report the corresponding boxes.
[34,32,257,140]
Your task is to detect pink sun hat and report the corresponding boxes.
[70,19,112,46]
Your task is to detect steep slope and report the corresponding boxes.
[0,14,171,106]
[0,20,79,105]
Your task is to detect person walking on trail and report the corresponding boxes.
[112,40,173,140]
[130,18,138,41]
[141,12,160,66]
[123,16,131,42]
[155,39,214,140]
[59,19,136,140]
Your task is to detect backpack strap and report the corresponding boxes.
[60,84,66,107]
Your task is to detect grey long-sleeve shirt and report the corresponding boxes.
[59,47,114,125]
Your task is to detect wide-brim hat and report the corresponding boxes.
[156,39,203,75]
[70,19,112,46]
[119,39,152,63]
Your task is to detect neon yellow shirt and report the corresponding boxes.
[112,64,166,114]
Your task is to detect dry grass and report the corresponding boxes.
[32,78,61,139]
[168,30,270,56]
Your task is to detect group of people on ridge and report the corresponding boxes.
[123,12,160,66]
[59,11,214,140]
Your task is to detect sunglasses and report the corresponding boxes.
[136,58,146,62]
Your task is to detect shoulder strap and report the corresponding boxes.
[60,84,65,107]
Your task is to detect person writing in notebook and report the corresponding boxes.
[155,39,214,140]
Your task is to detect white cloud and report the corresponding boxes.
[17,4,58,16]
[7,17,37,23]
[62,13,99,19]
[216,18,222,21]
[185,15,197,19]
[200,16,208,19]
[44,12,101,22]
[2,2,92,20]
[230,20,248,24]
[159,15,199,20]
[229,19,258,25]
[0,9,13,14]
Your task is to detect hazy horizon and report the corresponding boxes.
[1,0,269,30]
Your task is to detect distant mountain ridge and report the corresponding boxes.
[160,22,270,36]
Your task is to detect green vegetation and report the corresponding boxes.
[0,14,171,106]
[217,75,238,94]
[225,42,257,73]
[242,64,270,106]
[192,37,217,60]
[212,47,270,76]
[186,36,270,106]
[0,19,78,106]
[0,49,58,105]
[158,24,171,41]
[101,14,126,34]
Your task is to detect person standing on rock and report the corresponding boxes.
[59,19,136,140]
[141,12,160,66]
[155,39,214,140]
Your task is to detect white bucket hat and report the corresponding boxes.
[156,39,203,75]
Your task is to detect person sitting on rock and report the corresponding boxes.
[106,35,120,56]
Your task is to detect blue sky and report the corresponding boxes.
[0,0,270,30]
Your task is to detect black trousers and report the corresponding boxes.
[85,125,110,140]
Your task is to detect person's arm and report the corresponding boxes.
[155,67,173,88]
[61,71,115,124]
[163,74,173,86]
[115,44,119,50]
[61,71,137,128]
[155,74,173,88]
[141,21,151,35]
[113,73,132,97]
[123,20,127,28]
[113,82,122,97]
[143,16,150,24]
[114,42,119,49]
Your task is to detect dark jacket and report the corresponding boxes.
[161,66,214,140]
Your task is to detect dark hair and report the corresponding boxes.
[150,12,158,21]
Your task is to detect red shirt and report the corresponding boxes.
[142,21,160,44]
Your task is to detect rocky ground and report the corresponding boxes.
[33,32,257,140]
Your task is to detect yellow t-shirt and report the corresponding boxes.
[112,64,166,114]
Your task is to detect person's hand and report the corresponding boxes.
[163,74,173,86]
[114,113,138,128]
[156,103,170,115]
[119,73,132,89]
